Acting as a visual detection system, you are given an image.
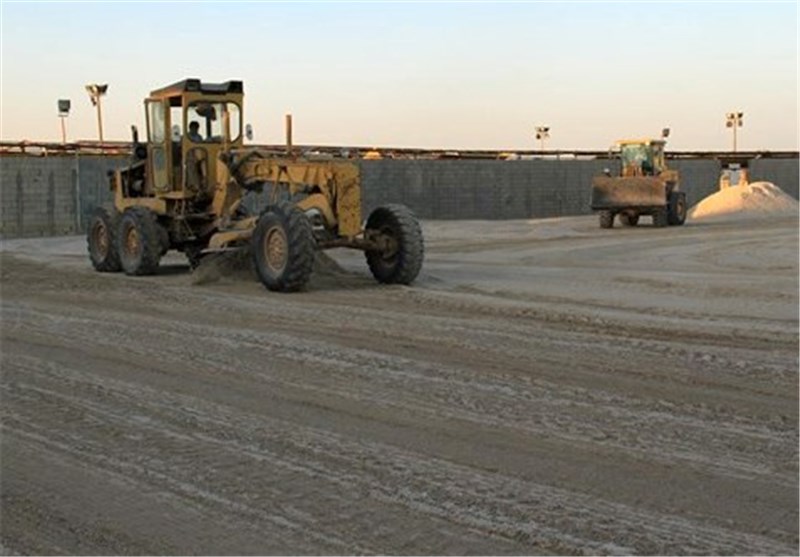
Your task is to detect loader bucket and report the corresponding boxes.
[591,176,668,210]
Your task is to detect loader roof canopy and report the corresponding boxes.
[617,139,666,146]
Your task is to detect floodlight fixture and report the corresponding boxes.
[725,111,744,152]
[535,125,550,151]
[57,99,71,143]
[86,83,109,142]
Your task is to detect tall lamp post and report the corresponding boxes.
[85,83,108,142]
[57,99,71,144]
[725,111,743,152]
[535,126,550,151]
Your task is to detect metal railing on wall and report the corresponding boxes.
[1,140,797,161]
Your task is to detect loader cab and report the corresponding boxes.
[618,139,666,177]
[144,78,244,199]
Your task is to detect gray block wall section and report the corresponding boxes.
[1,157,76,238]
[75,156,128,231]
[0,155,125,238]
[360,160,613,219]
[749,158,800,199]
[670,160,727,209]
[359,158,745,219]
[0,154,797,238]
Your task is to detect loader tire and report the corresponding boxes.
[87,206,122,272]
[599,210,614,229]
[252,202,315,292]
[668,192,687,226]
[619,213,639,227]
[118,207,163,276]
[652,208,668,228]
[365,204,424,285]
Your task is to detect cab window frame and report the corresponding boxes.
[185,100,242,144]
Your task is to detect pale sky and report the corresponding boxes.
[1,1,797,151]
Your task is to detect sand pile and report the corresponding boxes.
[688,181,798,222]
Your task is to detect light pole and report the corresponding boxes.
[535,126,550,151]
[85,83,108,142]
[57,99,71,143]
[725,111,743,152]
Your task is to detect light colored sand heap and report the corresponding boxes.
[688,181,799,221]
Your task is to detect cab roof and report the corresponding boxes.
[149,78,243,99]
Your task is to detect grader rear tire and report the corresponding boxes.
[365,204,424,285]
[252,202,315,292]
[87,206,122,272]
[118,207,164,276]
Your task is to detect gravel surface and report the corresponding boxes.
[1,215,798,555]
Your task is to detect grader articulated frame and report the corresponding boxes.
[87,78,423,291]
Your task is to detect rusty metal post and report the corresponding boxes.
[96,94,104,144]
[86,84,108,144]
[285,114,293,156]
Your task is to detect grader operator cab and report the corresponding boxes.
[87,78,423,291]
[591,137,687,228]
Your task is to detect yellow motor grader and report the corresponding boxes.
[591,136,687,228]
[86,79,423,291]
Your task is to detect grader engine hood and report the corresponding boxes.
[591,176,668,209]
[225,149,363,238]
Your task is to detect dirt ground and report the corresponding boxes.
[1,215,798,555]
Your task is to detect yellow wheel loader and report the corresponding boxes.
[86,79,423,291]
[591,137,687,229]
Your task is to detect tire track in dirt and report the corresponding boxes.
[3,302,795,487]
[2,287,797,554]
[2,356,795,556]
[1,216,797,555]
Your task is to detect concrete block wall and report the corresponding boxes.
[748,158,799,199]
[359,159,736,219]
[0,156,79,237]
[74,156,127,230]
[669,160,724,209]
[0,154,796,238]
[0,155,124,238]
[359,159,617,219]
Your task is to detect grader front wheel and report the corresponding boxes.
[365,204,424,285]
[252,202,315,292]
